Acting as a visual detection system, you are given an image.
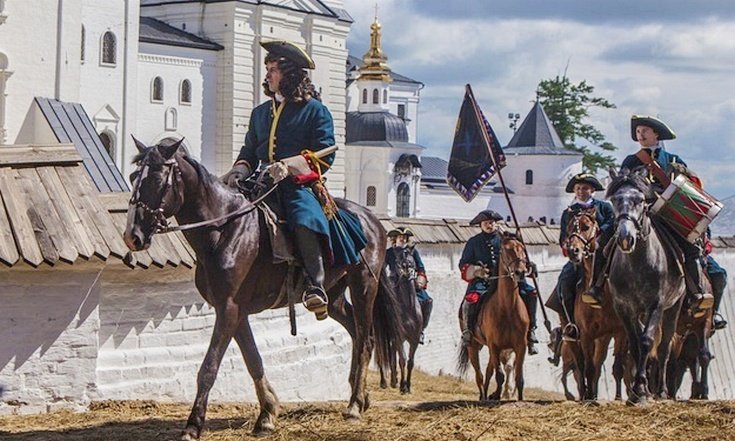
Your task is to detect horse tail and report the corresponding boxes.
[457,339,470,376]
[372,267,407,372]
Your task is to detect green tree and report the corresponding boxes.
[536,75,618,174]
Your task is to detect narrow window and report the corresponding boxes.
[99,131,114,159]
[152,77,163,102]
[180,79,191,104]
[362,89,367,104]
[525,169,533,185]
[81,26,85,62]
[366,186,376,207]
[372,88,378,104]
[383,89,387,104]
[397,104,406,119]
[102,31,116,65]
[396,182,410,217]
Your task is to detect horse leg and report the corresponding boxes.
[514,347,526,401]
[488,348,504,401]
[390,348,399,388]
[467,344,485,401]
[590,336,612,401]
[612,336,626,401]
[699,336,712,400]
[232,317,279,436]
[342,275,378,420]
[404,341,418,394]
[182,302,241,441]
[397,342,408,394]
[631,304,663,404]
[581,337,597,401]
[570,340,587,400]
[620,312,647,405]
[654,305,679,399]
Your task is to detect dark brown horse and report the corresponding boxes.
[666,289,713,400]
[457,233,530,401]
[565,208,628,401]
[373,245,423,394]
[123,139,393,440]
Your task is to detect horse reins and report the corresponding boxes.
[565,212,599,258]
[130,155,280,235]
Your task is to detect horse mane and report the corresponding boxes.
[606,166,656,200]
[131,145,219,187]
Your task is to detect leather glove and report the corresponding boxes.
[267,161,289,183]
[668,162,689,176]
[222,163,251,188]
[528,261,538,278]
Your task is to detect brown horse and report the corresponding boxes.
[565,208,628,401]
[666,288,713,400]
[123,139,395,440]
[457,233,530,401]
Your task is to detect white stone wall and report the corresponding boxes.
[0,264,103,415]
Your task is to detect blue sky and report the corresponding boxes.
[342,0,735,199]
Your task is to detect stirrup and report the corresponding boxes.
[713,313,728,330]
[302,287,328,320]
[562,323,580,342]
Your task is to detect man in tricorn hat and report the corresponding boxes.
[582,115,726,328]
[458,209,539,354]
[546,173,614,364]
[386,227,433,344]
[222,40,365,321]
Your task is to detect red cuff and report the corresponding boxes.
[292,169,319,185]
[460,263,473,282]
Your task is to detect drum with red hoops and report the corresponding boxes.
[651,174,723,243]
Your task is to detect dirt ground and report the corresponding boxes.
[1,370,734,441]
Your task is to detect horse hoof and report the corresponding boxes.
[342,404,362,421]
[180,427,199,441]
[252,426,275,437]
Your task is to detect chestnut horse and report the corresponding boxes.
[565,208,628,401]
[457,233,530,401]
[123,139,394,440]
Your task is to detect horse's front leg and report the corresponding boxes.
[612,335,627,401]
[233,316,279,436]
[488,348,504,401]
[403,341,418,394]
[182,300,241,441]
[653,304,680,399]
[619,311,647,405]
[514,346,526,401]
[698,337,712,400]
[397,343,408,394]
[467,344,486,400]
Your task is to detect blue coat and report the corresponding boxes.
[238,98,365,265]
[621,147,686,187]
[459,231,534,297]
[559,198,615,246]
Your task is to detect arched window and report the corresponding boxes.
[165,107,177,131]
[101,31,116,65]
[525,169,533,185]
[366,186,376,207]
[180,79,191,104]
[99,131,115,159]
[372,88,379,104]
[81,26,85,62]
[396,182,410,217]
[152,76,163,102]
[383,89,387,104]
[362,89,367,104]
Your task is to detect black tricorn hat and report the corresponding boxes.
[469,209,503,226]
[260,40,315,69]
[387,227,414,237]
[565,173,604,193]
[631,115,676,141]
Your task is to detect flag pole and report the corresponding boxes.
[465,84,552,335]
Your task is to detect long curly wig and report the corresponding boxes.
[263,54,320,103]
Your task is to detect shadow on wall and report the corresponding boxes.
[99,267,202,349]
[0,269,100,371]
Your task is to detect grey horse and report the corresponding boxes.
[606,167,686,405]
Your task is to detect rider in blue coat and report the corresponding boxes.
[459,210,539,355]
[386,227,433,344]
[583,115,716,321]
[223,40,366,321]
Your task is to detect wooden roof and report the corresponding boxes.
[0,144,195,269]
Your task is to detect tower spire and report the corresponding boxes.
[359,9,391,82]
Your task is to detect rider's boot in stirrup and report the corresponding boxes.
[295,226,328,320]
[582,252,606,309]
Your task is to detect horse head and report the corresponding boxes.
[500,232,529,282]
[388,245,417,282]
[565,207,599,264]
[607,167,656,254]
[123,136,186,251]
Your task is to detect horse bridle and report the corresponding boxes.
[499,241,530,282]
[129,156,182,234]
[615,209,651,241]
[565,212,599,259]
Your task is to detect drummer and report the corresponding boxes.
[582,115,717,321]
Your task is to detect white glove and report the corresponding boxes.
[468,264,489,280]
[416,274,428,289]
[267,161,289,183]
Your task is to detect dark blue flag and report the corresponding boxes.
[446,85,506,202]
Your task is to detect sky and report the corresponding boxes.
[341,0,735,199]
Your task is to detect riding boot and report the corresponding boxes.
[460,300,473,344]
[521,291,539,355]
[559,268,580,341]
[419,298,433,344]
[294,225,328,320]
[582,250,606,309]
[710,270,728,330]
[685,257,714,316]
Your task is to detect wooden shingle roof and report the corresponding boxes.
[0,144,195,269]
